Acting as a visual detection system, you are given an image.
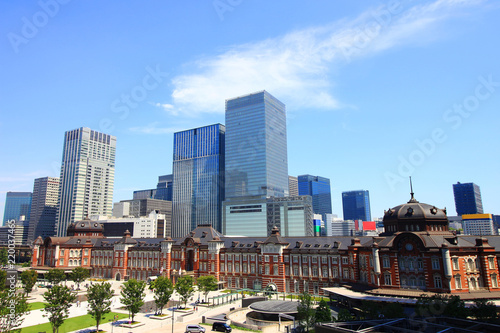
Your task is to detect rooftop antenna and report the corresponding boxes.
[409,176,418,203]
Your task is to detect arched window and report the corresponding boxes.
[410,276,417,287]
[470,277,478,290]
[491,274,498,288]
[434,275,442,288]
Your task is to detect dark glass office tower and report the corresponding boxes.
[172,124,225,237]
[225,90,288,199]
[28,177,59,241]
[298,174,332,220]
[3,192,32,225]
[453,182,483,215]
[342,190,371,221]
[155,174,173,201]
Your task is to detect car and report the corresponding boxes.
[212,322,232,332]
[185,324,206,333]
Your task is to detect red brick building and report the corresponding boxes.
[32,196,500,296]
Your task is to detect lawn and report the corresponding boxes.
[21,312,129,333]
[28,302,47,311]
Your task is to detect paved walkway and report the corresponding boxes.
[20,280,250,333]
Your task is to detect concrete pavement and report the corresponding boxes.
[20,280,249,333]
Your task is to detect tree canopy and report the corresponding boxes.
[175,275,195,309]
[297,291,315,332]
[0,290,29,332]
[87,282,114,331]
[43,285,76,333]
[20,269,38,296]
[151,276,174,315]
[70,267,90,289]
[196,275,217,303]
[45,268,66,285]
[120,279,146,323]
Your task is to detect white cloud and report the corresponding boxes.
[129,122,181,135]
[166,0,484,116]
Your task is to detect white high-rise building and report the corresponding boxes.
[56,127,116,236]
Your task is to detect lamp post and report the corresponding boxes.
[171,269,177,333]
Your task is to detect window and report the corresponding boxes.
[303,266,308,276]
[475,258,480,270]
[293,256,298,263]
[243,254,248,261]
[455,275,462,289]
[342,257,348,265]
[489,257,495,269]
[431,258,440,270]
[84,249,89,256]
[382,256,390,268]
[60,249,65,256]
[242,264,247,273]
[332,257,338,264]
[369,255,373,267]
[434,275,442,288]
[452,257,459,270]
[273,255,278,262]
[274,264,279,275]
[221,263,225,271]
[322,267,328,277]
[313,267,318,277]
[265,265,270,275]
[418,259,423,270]
[293,266,299,276]
[59,258,64,266]
[333,267,338,278]
[250,264,255,274]
[343,268,349,279]
[265,255,269,262]
[321,256,327,264]
[492,274,498,288]
[384,273,391,285]
[228,263,232,273]
[235,263,240,273]
[84,258,88,265]
[312,256,317,263]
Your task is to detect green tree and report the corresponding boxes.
[70,267,90,290]
[20,269,38,296]
[0,289,30,332]
[315,299,332,323]
[120,279,146,323]
[0,269,6,291]
[416,294,467,319]
[196,275,217,303]
[470,299,497,322]
[43,285,77,333]
[151,276,174,315]
[46,268,66,285]
[336,308,354,322]
[87,282,114,331]
[360,300,379,319]
[0,248,7,266]
[381,302,405,319]
[175,275,195,309]
[297,291,315,332]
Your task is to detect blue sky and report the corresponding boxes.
[1,0,499,222]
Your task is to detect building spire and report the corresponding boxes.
[408,176,418,203]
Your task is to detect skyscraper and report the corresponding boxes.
[28,177,59,241]
[2,192,32,225]
[225,90,288,199]
[172,124,225,237]
[297,174,332,220]
[453,182,483,215]
[155,174,173,201]
[342,190,371,222]
[56,127,116,236]
[288,176,298,196]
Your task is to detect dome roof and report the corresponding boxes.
[67,217,104,235]
[383,194,447,224]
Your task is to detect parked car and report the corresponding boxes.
[212,322,232,332]
[185,324,206,333]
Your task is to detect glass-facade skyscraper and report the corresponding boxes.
[342,190,371,221]
[453,182,483,215]
[3,192,32,225]
[28,177,59,241]
[172,124,225,237]
[297,174,332,220]
[225,91,288,199]
[56,127,116,236]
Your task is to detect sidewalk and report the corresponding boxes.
[20,280,246,333]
